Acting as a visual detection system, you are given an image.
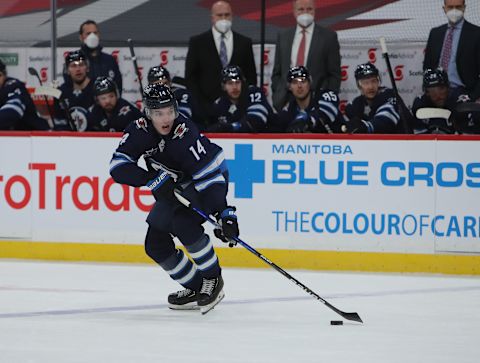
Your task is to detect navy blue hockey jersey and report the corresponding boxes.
[63,45,122,94]
[0,77,49,130]
[210,85,273,132]
[53,81,95,131]
[88,98,143,132]
[109,115,228,213]
[276,90,343,133]
[345,88,401,134]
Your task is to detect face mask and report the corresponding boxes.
[296,13,314,28]
[446,9,464,24]
[84,33,99,49]
[215,19,232,34]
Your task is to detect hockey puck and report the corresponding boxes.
[330,320,343,325]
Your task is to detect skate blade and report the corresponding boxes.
[200,290,225,315]
[168,302,200,311]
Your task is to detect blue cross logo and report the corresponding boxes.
[227,144,265,198]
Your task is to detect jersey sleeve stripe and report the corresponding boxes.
[248,111,268,123]
[194,174,226,192]
[7,98,26,111]
[109,152,137,172]
[192,150,225,181]
[375,111,399,125]
[0,103,25,117]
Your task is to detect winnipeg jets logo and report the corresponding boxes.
[118,105,131,116]
[70,106,88,131]
[228,104,237,114]
[134,117,148,132]
[158,139,165,152]
[172,123,188,139]
[73,89,83,97]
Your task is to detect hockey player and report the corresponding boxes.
[109,83,239,314]
[0,59,50,130]
[147,65,205,129]
[274,66,343,133]
[209,65,274,132]
[88,76,142,132]
[53,50,95,131]
[412,68,479,134]
[343,62,401,134]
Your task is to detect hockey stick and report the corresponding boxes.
[174,189,363,323]
[379,37,413,134]
[127,38,144,97]
[415,108,451,120]
[28,67,56,123]
[34,86,77,131]
[456,102,480,113]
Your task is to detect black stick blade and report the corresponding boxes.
[341,312,363,323]
[456,102,480,113]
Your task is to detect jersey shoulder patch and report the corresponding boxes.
[172,122,189,139]
[134,117,149,132]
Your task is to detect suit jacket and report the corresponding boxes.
[424,20,480,100]
[271,24,341,111]
[185,29,257,121]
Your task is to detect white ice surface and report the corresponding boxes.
[0,260,479,363]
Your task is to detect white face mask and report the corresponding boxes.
[84,33,99,49]
[215,19,232,34]
[446,9,464,24]
[296,13,314,28]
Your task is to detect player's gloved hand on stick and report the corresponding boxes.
[214,206,239,247]
[146,170,175,202]
[286,111,313,133]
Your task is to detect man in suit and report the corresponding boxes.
[424,0,480,101]
[271,0,341,112]
[185,1,257,123]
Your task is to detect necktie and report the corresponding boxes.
[220,34,228,67]
[296,29,306,66]
[440,26,455,71]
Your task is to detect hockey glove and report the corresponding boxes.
[146,170,175,202]
[214,206,239,247]
[286,111,314,133]
[341,117,371,134]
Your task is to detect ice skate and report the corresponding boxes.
[168,288,199,310]
[197,275,225,315]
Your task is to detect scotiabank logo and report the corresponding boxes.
[339,100,348,114]
[263,50,270,65]
[341,65,349,81]
[0,163,154,212]
[135,100,143,109]
[160,50,169,66]
[111,50,120,64]
[394,65,404,81]
[40,67,48,83]
[368,48,377,64]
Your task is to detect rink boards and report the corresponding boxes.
[1,132,479,274]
